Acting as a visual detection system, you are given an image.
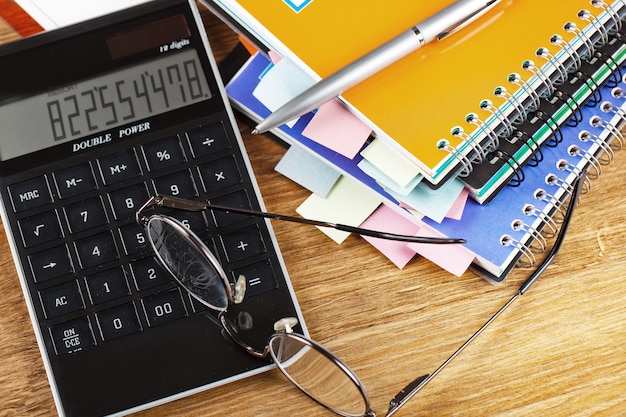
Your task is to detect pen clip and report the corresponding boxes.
[437,0,501,41]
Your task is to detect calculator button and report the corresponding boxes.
[74,231,119,269]
[49,316,95,356]
[186,123,231,157]
[152,170,198,198]
[209,190,252,228]
[198,156,242,193]
[39,280,85,319]
[53,162,97,199]
[28,245,74,284]
[63,197,108,234]
[232,260,278,297]
[219,225,266,263]
[85,267,130,305]
[96,302,142,341]
[142,136,186,172]
[8,176,52,213]
[129,257,172,291]
[119,223,150,256]
[107,183,150,220]
[97,149,142,185]
[167,210,208,235]
[141,289,187,327]
[18,210,63,248]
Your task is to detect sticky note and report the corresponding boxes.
[408,225,474,277]
[252,57,316,126]
[296,176,381,244]
[301,99,372,159]
[268,50,282,63]
[360,139,422,188]
[445,187,469,221]
[359,205,421,269]
[390,179,465,224]
[357,158,422,197]
[275,145,341,197]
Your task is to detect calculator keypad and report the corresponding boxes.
[6,120,292,361]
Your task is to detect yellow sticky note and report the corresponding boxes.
[296,176,381,244]
[360,139,421,188]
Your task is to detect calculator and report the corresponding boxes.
[0,1,305,416]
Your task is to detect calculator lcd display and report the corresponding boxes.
[0,48,211,161]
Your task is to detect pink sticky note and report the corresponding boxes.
[302,99,371,159]
[360,205,421,269]
[445,187,469,220]
[268,50,282,64]
[408,225,474,276]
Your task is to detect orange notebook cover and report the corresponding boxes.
[210,0,593,183]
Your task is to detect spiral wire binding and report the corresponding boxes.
[578,129,615,163]
[567,144,603,177]
[437,139,474,177]
[534,188,568,223]
[445,1,626,205]
[446,2,626,268]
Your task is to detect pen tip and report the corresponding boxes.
[251,128,259,135]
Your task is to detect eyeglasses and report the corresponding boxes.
[134,194,462,415]
[135,171,582,417]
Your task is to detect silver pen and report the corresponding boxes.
[253,0,501,134]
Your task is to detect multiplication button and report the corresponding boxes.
[198,156,242,192]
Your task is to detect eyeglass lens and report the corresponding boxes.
[269,333,369,417]
[146,216,230,311]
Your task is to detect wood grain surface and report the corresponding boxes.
[0,3,625,416]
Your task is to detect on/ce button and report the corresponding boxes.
[49,316,95,356]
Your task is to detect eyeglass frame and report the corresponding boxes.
[135,194,376,416]
[135,171,584,417]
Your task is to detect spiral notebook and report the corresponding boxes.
[225,3,626,282]
[205,0,622,196]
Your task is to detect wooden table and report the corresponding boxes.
[1,4,625,417]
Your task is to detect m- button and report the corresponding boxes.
[53,162,97,199]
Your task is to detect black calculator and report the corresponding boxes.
[0,1,305,416]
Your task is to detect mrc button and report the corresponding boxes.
[8,175,53,213]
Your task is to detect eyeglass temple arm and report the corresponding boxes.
[385,171,586,417]
[146,194,466,244]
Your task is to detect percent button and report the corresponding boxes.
[142,136,186,172]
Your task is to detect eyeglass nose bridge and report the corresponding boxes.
[218,311,271,358]
[218,315,301,359]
